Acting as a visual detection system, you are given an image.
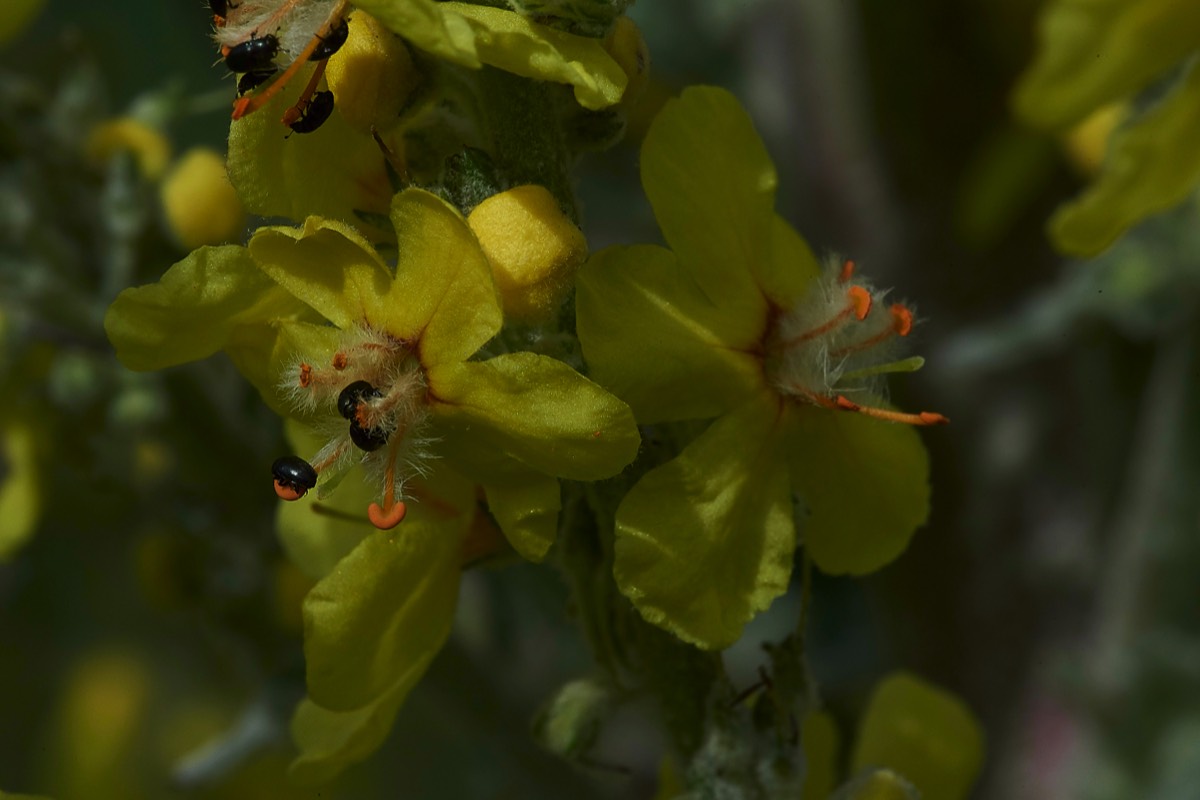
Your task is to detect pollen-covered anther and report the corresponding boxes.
[839,258,856,283]
[368,435,408,530]
[331,351,348,370]
[891,304,913,336]
[298,362,313,387]
[834,395,949,426]
[830,302,914,358]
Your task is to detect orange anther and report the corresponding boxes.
[298,363,313,387]
[368,501,407,530]
[331,352,349,370]
[848,286,872,321]
[918,412,949,425]
[839,259,856,283]
[890,304,913,336]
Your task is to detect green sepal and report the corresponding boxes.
[303,512,467,712]
[613,391,795,650]
[1049,62,1200,257]
[104,245,306,371]
[576,243,764,424]
[850,673,984,800]
[248,217,394,331]
[353,0,627,109]
[785,404,930,576]
[1013,0,1200,130]
[640,86,774,328]
[380,189,502,366]
[429,352,640,481]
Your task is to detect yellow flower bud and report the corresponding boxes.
[325,10,420,135]
[85,117,171,181]
[1062,102,1126,177]
[604,16,650,107]
[159,148,246,250]
[467,185,588,323]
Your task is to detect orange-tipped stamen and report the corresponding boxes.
[779,286,873,347]
[891,303,913,336]
[834,395,948,425]
[232,0,348,120]
[282,58,328,127]
[830,304,914,358]
[331,351,348,370]
[368,429,407,530]
[839,259,856,283]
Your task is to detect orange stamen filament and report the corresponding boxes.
[282,58,328,127]
[232,0,348,120]
[311,440,350,474]
[367,428,408,530]
[834,395,948,426]
[830,304,914,358]
[779,286,873,348]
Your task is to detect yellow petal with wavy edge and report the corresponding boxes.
[784,404,930,576]
[376,189,502,365]
[640,86,774,331]
[248,217,394,330]
[303,500,469,712]
[576,243,763,424]
[353,0,626,109]
[105,245,308,372]
[227,66,395,229]
[851,673,984,800]
[1013,0,1200,130]
[1050,61,1200,256]
[613,391,795,650]
[429,352,639,481]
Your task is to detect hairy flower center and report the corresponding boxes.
[764,258,946,426]
[273,325,432,529]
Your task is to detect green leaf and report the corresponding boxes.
[303,514,465,712]
[0,417,40,561]
[227,70,396,226]
[377,189,502,366]
[104,245,305,371]
[429,352,640,481]
[576,244,765,424]
[785,405,930,576]
[613,391,795,650]
[850,673,984,800]
[1050,61,1200,257]
[248,217,394,331]
[640,86,774,330]
[1013,0,1200,130]
[353,0,627,109]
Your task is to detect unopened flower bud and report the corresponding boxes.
[467,185,587,322]
[325,10,420,134]
[160,148,246,250]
